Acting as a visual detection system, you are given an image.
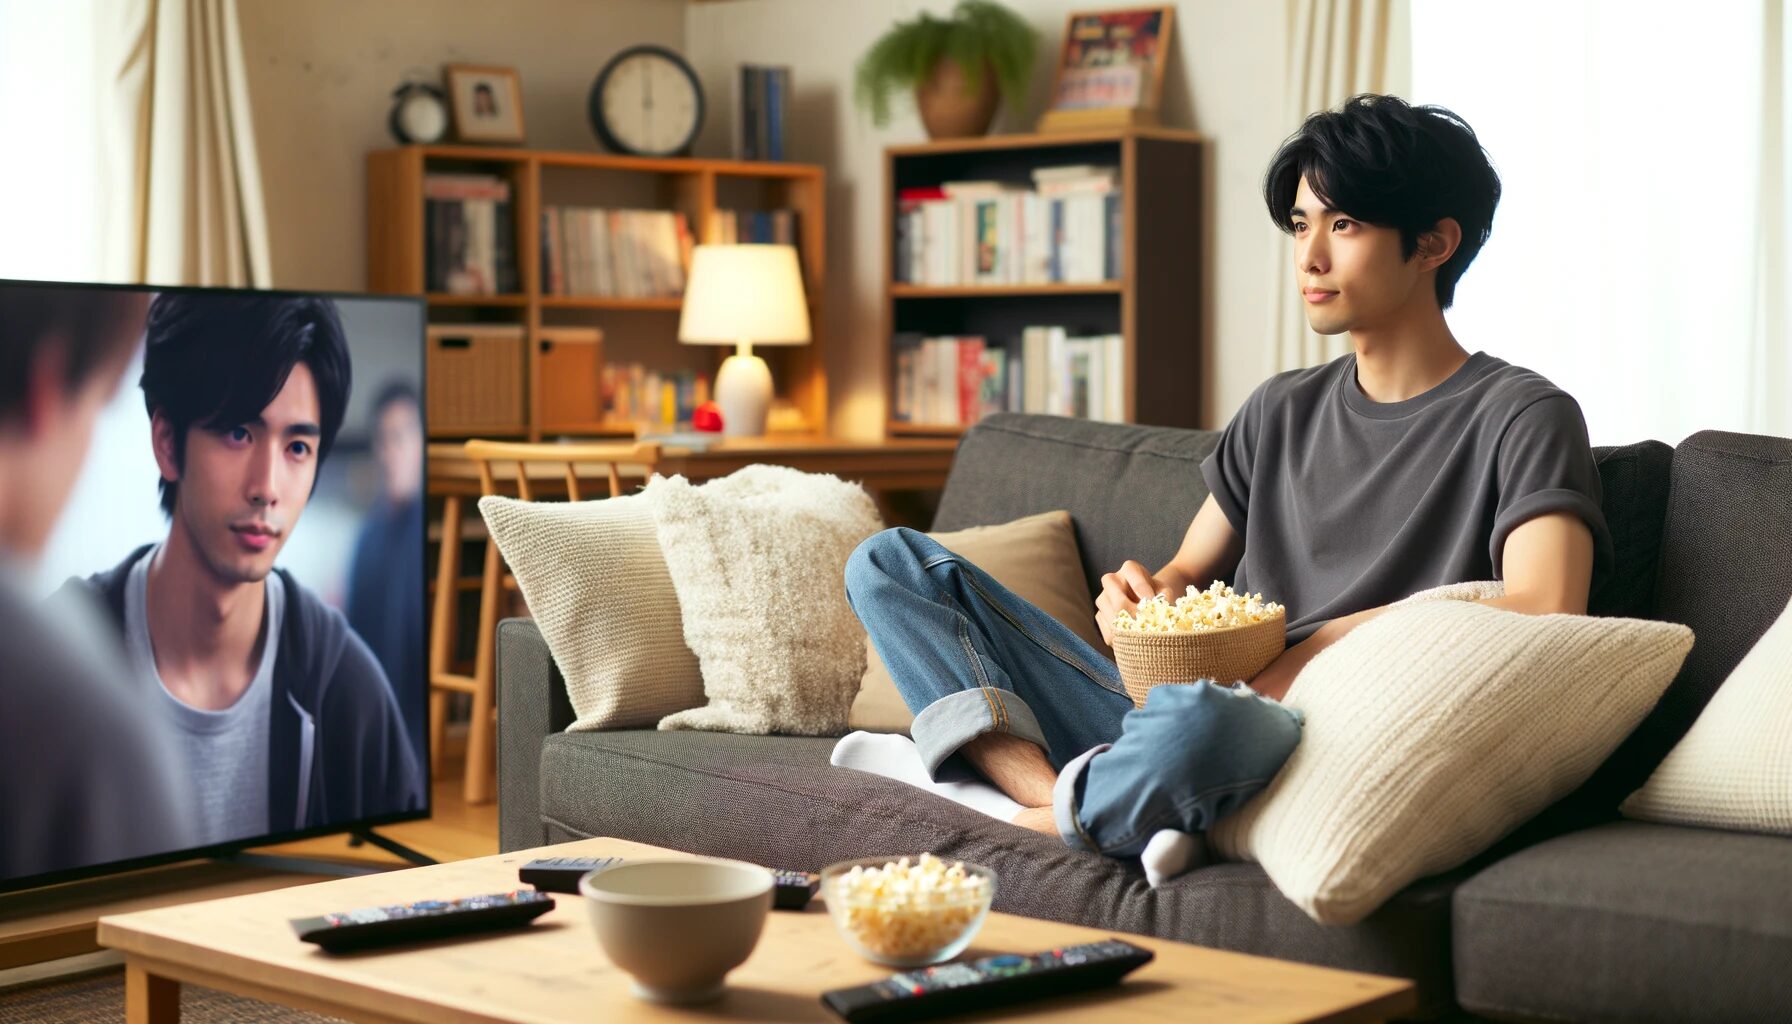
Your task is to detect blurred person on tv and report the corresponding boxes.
[345,380,427,767]
[0,286,197,881]
[62,293,424,845]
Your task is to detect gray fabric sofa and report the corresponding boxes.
[496,412,1792,1022]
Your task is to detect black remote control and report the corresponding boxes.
[820,938,1154,1022]
[517,856,623,893]
[772,869,820,910]
[290,890,554,952]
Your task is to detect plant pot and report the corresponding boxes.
[915,58,999,139]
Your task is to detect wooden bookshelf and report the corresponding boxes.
[882,127,1204,436]
[368,145,827,441]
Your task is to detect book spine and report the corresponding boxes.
[958,336,984,425]
[740,66,759,160]
[766,67,785,161]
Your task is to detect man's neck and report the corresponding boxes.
[145,528,267,712]
[1348,302,1471,404]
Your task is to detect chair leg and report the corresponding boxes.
[428,495,464,779]
[465,528,503,805]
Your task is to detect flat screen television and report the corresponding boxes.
[0,280,429,894]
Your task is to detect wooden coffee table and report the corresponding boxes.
[98,837,1416,1023]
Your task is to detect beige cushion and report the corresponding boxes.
[477,494,703,732]
[1209,586,1695,926]
[1620,595,1792,835]
[848,510,1111,733]
[645,465,884,735]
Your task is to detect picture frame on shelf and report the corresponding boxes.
[446,63,527,144]
[1036,6,1174,134]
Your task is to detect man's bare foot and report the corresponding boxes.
[1011,805,1057,835]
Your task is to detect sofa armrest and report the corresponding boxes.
[496,617,573,852]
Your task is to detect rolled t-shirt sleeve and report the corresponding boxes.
[1490,394,1615,580]
[1200,381,1267,535]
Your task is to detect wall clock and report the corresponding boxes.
[589,45,705,157]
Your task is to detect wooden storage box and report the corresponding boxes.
[426,323,526,436]
[537,326,608,435]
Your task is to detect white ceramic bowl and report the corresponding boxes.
[821,856,996,967]
[579,859,773,1003]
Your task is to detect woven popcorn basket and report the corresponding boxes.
[1110,610,1288,708]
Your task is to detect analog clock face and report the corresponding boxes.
[602,52,700,155]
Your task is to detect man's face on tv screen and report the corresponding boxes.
[162,363,321,585]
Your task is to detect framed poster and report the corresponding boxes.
[1038,7,1174,133]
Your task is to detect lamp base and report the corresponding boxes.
[715,353,772,437]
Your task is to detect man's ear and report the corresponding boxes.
[150,409,181,485]
[1416,217,1463,273]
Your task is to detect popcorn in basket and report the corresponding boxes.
[1110,581,1287,708]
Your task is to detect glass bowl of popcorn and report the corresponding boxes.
[1110,580,1287,708]
[820,853,996,967]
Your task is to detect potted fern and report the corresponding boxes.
[854,0,1036,139]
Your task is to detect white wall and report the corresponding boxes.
[685,0,1294,435]
[235,0,685,292]
[237,0,1296,434]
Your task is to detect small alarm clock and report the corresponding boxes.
[588,45,704,157]
[389,79,448,145]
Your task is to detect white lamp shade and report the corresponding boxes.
[678,244,811,346]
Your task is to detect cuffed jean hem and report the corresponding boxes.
[910,687,1050,779]
[1052,743,1112,852]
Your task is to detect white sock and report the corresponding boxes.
[831,731,1026,822]
[1140,829,1205,887]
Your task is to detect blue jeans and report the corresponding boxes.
[843,527,1304,857]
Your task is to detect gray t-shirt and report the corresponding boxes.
[125,548,280,845]
[1201,350,1614,647]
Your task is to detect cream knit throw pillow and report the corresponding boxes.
[645,464,884,735]
[477,494,704,731]
[1209,591,1694,926]
[1621,595,1792,835]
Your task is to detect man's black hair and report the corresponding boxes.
[1263,93,1501,309]
[0,286,147,427]
[141,293,352,517]
[371,379,420,420]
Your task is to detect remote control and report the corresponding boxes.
[772,869,819,910]
[820,938,1154,1022]
[290,890,554,952]
[518,856,623,893]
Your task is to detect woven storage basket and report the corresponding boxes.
[1110,611,1287,708]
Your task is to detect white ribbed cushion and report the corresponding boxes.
[477,494,703,732]
[1621,595,1792,835]
[645,464,884,735]
[1209,591,1694,926]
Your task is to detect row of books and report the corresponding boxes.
[541,207,693,298]
[891,327,1126,426]
[710,208,803,250]
[600,362,712,428]
[895,165,1122,286]
[426,174,519,295]
[735,64,791,161]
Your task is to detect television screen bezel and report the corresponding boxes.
[0,277,433,896]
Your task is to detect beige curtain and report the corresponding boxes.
[1269,0,1410,372]
[100,0,271,288]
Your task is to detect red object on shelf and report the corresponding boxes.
[693,401,724,432]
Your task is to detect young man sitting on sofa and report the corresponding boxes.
[845,94,1614,863]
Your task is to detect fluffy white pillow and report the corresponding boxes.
[1209,589,1694,926]
[477,494,703,731]
[645,464,884,735]
[1621,595,1792,835]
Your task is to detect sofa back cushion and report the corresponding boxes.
[1581,430,1792,814]
[932,414,1220,603]
[937,415,1674,615]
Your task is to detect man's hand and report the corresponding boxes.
[1095,560,1183,646]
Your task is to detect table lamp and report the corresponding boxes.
[678,243,810,437]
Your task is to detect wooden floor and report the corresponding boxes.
[254,730,500,867]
